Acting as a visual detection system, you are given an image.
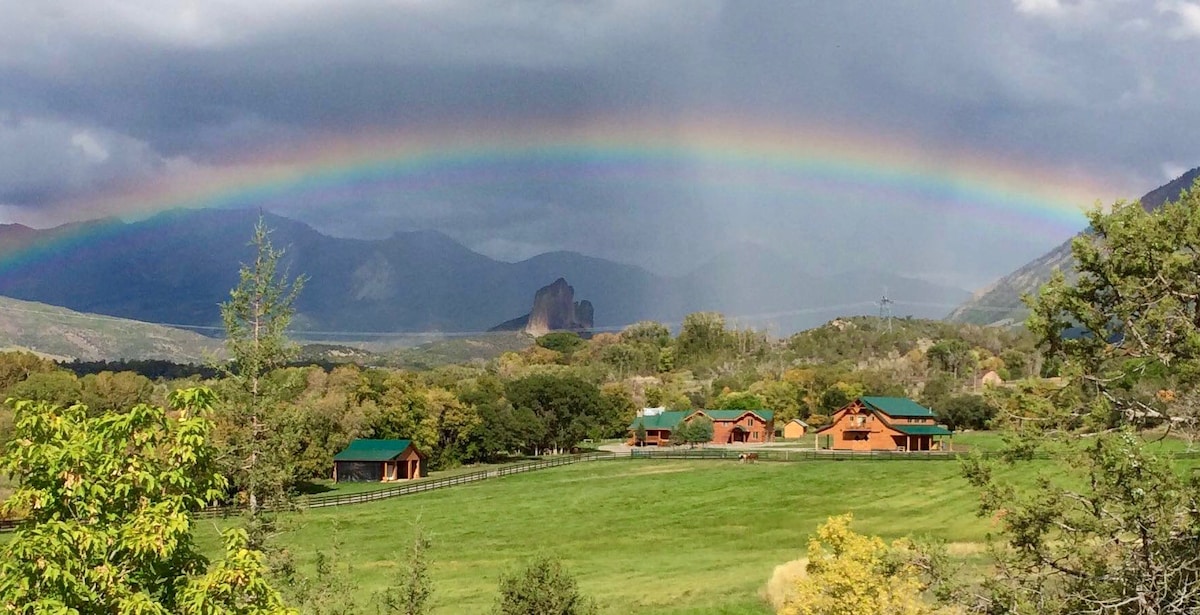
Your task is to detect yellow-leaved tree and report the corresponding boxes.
[778,514,940,615]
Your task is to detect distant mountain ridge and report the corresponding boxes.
[948,167,1200,325]
[0,208,971,336]
[0,295,220,362]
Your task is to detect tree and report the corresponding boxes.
[220,217,307,514]
[777,515,938,615]
[493,556,596,615]
[684,415,714,447]
[676,312,732,365]
[633,420,647,446]
[1028,182,1200,430]
[926,339,972,378]
[376,526,433,615]
[958,182,1200,614]
[506,374,603,454]
[0,387,293,614]
[933,395,993,431]
[536,332,585,355]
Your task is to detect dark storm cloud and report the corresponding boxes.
[2,0,1199,288]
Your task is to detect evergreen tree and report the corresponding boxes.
[220,217,307,515]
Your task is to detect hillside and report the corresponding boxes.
[948,167,1200,325]
[0,208,971,336]
[0,295,220,362]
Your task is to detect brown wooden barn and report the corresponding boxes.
[627,409,776,445]
[333,439,427,483]
[816,397,952,452]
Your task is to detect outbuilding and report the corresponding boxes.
[333,439,427,483]
[782,418,810,439]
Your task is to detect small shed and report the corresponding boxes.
[333,439,427,483]
[782,418,809,439]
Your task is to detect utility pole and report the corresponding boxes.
[878,288,894,332]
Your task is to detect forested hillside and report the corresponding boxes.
[0,314,1042,505]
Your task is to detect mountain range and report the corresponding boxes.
[0,208,970,337]
[0,294,220,362]
[948,167,1200,325]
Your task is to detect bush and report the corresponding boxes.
[494,556,596,615]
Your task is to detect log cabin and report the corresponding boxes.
[627,409,775,445]
[816,397,952,452]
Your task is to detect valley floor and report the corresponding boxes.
[197,457,1008,614]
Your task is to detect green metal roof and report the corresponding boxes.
[333,439,416,462]
[695,409,775,422]
[861,397,937,418]
[892,425,953,436]
[628,409,776,431]
[628,411,690,431]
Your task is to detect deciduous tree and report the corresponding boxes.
[0,387,293,614]
[778,515,938,615]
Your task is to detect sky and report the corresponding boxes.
[1,0,1198,290]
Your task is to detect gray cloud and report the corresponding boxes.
[1,0,1199,289]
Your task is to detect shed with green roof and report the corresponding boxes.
[333,439,426,483]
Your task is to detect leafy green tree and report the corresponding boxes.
[933,395,992,431]
[79,370,155,415]
[620,321,671,347]
[676,312,732,365]
[5,370,81,407]
[0,351,57,393]
[959,182,1200,614]
[493,556,596,615]
[536,332,585,355]
[684,415,714,447]
[633,420,647,446]
[818,382,864,414]
[506,374,603,454]
[220,217,307,514]
[376,526,433,615]
[713,390,767,411]
[926,339,973,378]
[0,387,293,614]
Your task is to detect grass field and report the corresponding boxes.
[196,458,1018,614]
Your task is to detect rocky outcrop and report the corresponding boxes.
[490,278,594,336]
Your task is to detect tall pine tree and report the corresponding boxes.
[220,216,306,516]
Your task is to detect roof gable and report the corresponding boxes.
[696,409,775,422]
[334,439,417,462]
[860,397,936,418]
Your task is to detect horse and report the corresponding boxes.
[738,452,759,464]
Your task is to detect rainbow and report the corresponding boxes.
[5,116,1117,267]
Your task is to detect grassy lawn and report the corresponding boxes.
[196,458,1016,614]
[950,429,1198,453]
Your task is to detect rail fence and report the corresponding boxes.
[0,452,615,532]
[628,447,1200,462]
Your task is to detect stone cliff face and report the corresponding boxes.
[490,278,594,336]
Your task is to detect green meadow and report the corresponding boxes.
[197,458,1016,614]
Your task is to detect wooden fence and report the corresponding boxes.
[0,452,615,532]
[628,447,1200,462]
